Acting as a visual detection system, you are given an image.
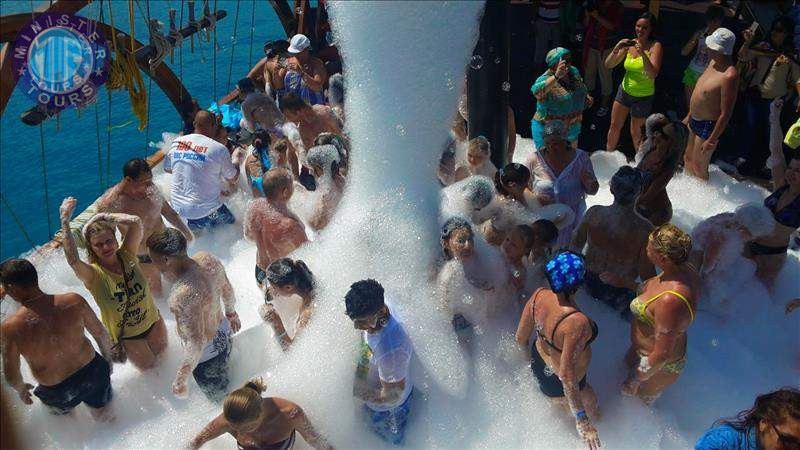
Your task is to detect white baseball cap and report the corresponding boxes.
[287,34,311,54]
[705,27,735,55]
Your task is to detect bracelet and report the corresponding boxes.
[575,410,587,420]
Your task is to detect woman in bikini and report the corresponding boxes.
[614,223,701,404]
[190,378,333,450]
[745,98,800,287]
[516,251,601,450]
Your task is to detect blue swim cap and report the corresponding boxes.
[545,251,586,293]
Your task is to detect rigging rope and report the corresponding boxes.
[0,193,35,248]
[188,0,196,53]
[212,0,218,101]
[226,0,241,93]
[107,0,149,130]
[38,124,53,238]
[248,0,255,68]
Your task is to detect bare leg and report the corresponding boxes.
[123,318,168,370]
[695,136,713,181]
[606,101,630,151]
[754,253,787,288]
[631,116,646,151]
[89,404,115,422]
[684,131,697,177]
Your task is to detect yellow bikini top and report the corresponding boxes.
[629,290,695,328]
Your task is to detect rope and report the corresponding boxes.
[107,0,148,130]
[226,0,241,93]
[248,0,255,68]
[179,0,185,102]
[188,0,196,53]
[0,193,35,248]
[38,124,53,238]
[212,0,218,101]
[168,6,183,64]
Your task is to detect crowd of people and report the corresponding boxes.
[1,1,800,449]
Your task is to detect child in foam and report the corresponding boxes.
[346,280,414,445]
[454,136,498,182]
[259,258,316,351]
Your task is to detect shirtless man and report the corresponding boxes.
[572,166,655,317]
[146,228,242,401]
[1,259,115,420]
[96,158,194,296]
[244,169,308,292]
[305,144,345,230]
[279,92,342,152]
[684,27,738,181]
[284,34,327,106]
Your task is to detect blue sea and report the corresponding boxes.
[0,0,289,260]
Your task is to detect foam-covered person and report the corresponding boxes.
[259,258,316,351]
[501,224,537,302]
[95,158,193,296]
[572,166,655,317]
[346,280,414,445]
[516,251,601,450]
[146,228,241,401]
[279,92,342,152]
[1,259,115,421]
[60,197,168,371]
[437,217,501,334]
[454,136,498,182]
[244,169,308,293]
[606,224,700,405]
[190,378,334,450]
[305,144,345,230]
[529,219,560,273]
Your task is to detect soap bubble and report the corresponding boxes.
[469,55,483,70]
[501,81,511,92]
[495,57,501,64]
[395,124,406,136]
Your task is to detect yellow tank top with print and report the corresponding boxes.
[622,50,655,97]
[88,249,160,342]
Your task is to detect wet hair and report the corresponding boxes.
[494,163,531,196]
[545,250,586,294]
[733,203,774,238]
[642,114,688,175]
[253,129,271,151]
[328,73,344,106]
[83,218,117,264]
[272,138,289,154]
[267,258,315,292]
[441,216,473,260]
[531,219,559,246]
[146,227,188,257]
[440,145,456,165]
[264,39,289,58]
[0,258,38,288]
[306,144,341,177]
[512,224,536,254]
[610,166,644,206]
[468,136,490,156]
[278,92,310,113]
[636,12,658,39]
[705,4,725,23]
[714,387,800,433]
[122,158,151,180]
[344,279,385,318]
[460,176,494,210]
[237,78,256,95]
[223,378,267,425]
[649,223,692,265]
[262,168,293,200]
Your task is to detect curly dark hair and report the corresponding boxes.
[345,279,385,318]
[267,258,315,293]
[714,388,800,432]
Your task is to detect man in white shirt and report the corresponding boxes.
[345,279,413,445]
[164,111,242,232]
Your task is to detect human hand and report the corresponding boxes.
[634,41,643,54]
[701,139,718,155]
[555,60,568,79]
[15,383,34,405]
[576,417,601,450]
[585,94,594,109]
[259,302,278,323]
[286,61,300,72]
[60,197,77,224]
[172,378,188,398]
[615,39,630,51]
[743,28,754,43]
[227,311,242,332]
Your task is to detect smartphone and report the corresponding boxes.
[748,21,759,34]
[621,40,637,47]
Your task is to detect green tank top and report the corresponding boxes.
[622,51,655,97]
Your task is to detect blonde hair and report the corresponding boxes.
[468,136,490,155]
[649,223,692,265]
[82,219,117,264]
[223,378,266,425]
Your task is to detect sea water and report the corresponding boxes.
[2,1,799,449]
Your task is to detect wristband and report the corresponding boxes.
[575,410,587,420]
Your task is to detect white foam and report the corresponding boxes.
[3,2,799,449]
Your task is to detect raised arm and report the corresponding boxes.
[638,41,663,79]
[0,325,33,405]
[287,405,335,450]
[605,40,630,69]
[189,416,229,450]
[102,213,143,255]
[161,201,194,242]
[59,197,96,285]
[767,98,788,189]
[558,319,601,450]
[78,294,114,364]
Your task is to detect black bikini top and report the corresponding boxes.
[533,291,599,353]
[765,185,800,229]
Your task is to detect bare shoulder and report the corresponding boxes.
[54,292,89,309]
[311,56,325,71]
[724,66,739,79]
[273,397,304,419]
[1,312,24,337]
[95,187,120,211]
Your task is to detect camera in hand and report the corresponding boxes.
[621,40,637,47]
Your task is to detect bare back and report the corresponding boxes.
[299,106,342,150]
[97,186,165,255]
[229,398,298,447]
[528,290,593,380]
[169,258,218,346]
[584,205,652,279]
[2,294,96,386]
[245,199,308,269]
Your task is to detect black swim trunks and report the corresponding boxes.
[585,271,635,320]
[530,345,586,398]
[193,327,232,403]
[33,352,112,415]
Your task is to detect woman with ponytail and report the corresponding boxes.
[259,258,317,351]
[190,378,334,450]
